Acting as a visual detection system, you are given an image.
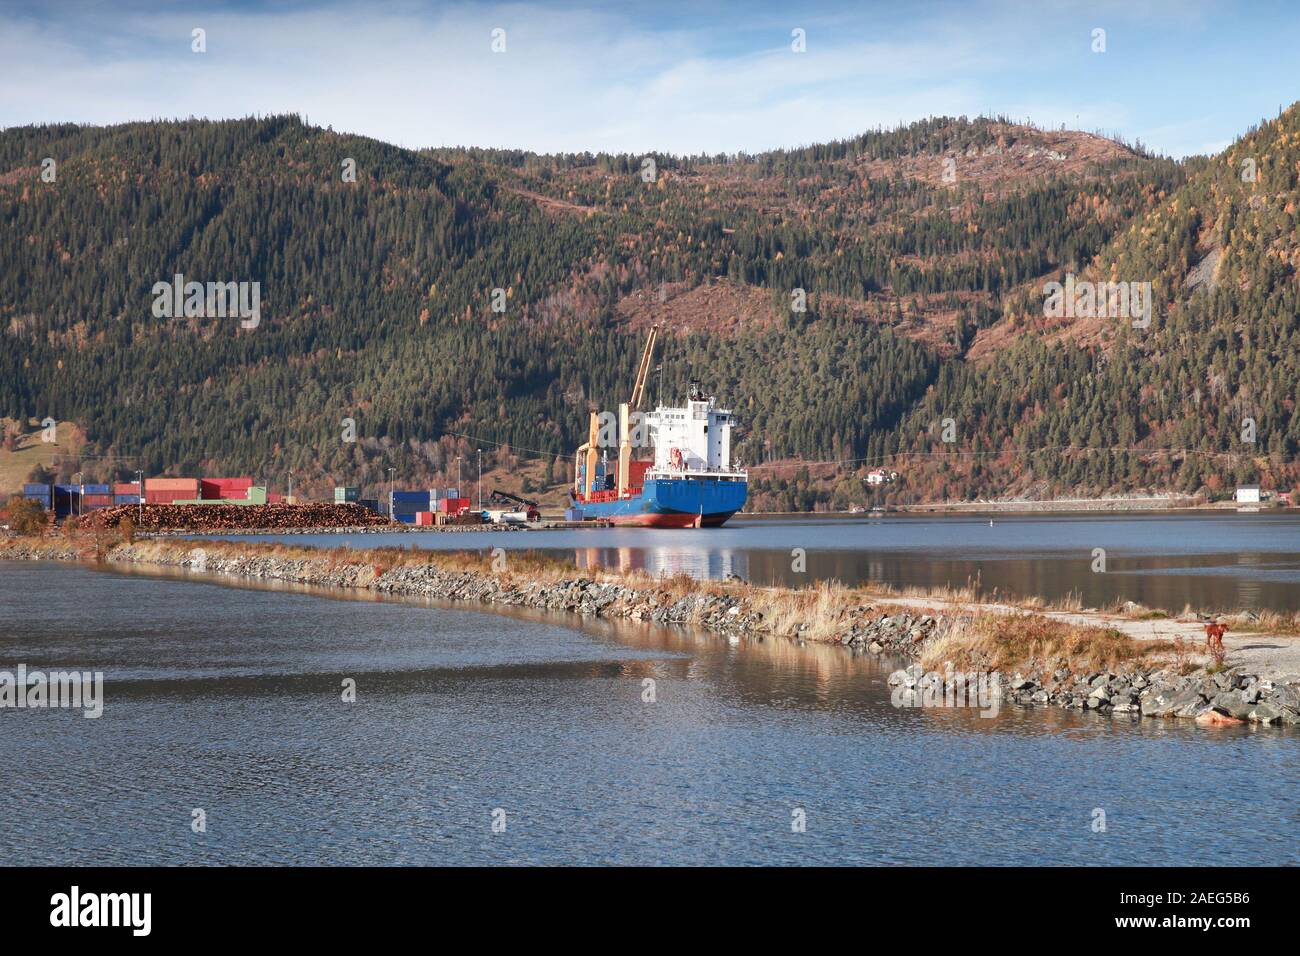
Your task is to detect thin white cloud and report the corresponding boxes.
[0,1,1270,157]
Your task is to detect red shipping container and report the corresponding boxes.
[628,459,652,490]
[266,492,283,504]
[415,511,435,526]
[145,490,192,504]
[113,482,142,495]
[82,494,113,508]
[201,477,253,499]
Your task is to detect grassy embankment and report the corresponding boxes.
[5,529,1246,675]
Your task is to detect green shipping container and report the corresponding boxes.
[334,486,360,503]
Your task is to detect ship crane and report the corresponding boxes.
[619,325,658,497]
[572,324,658,502]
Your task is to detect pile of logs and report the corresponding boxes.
[83,503,391,531]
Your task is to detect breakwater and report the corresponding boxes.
[3,535,1297,727]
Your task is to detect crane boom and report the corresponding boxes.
[629,325,658,410]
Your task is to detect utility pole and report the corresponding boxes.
[387,466,396,523]
[477,449,482,510]
[455,455,462,494]
[136,470,143,524]
[288,472,294,502]
[73,472,82,518]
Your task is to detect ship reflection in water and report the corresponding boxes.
[572,545,748,581]
[222,512,1300,614]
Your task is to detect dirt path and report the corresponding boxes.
[879,595,1300,679]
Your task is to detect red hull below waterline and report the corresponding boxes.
[607,511,736,528]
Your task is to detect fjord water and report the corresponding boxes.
[233,512,1300,613]
[1,561,1295,866]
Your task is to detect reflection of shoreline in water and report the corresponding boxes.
[37,559,1212,741]
[201,513,1300,613]
[565,544,1299,613]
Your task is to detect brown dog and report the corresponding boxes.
[1204,621,1228,655]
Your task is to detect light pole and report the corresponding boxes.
[387,467,396,523]
[73,472,82,518]
[455,455,462,494]
[136,470,143,524]
[477,449,482,510]
[288,472,293,502]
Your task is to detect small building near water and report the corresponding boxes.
[1235,485,1261,504]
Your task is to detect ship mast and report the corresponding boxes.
[619,325,658,497]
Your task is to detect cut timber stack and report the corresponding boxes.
[83,503,391,531]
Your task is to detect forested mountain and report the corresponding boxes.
[1,109,1297,507]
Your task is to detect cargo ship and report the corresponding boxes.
[569,325,748,527]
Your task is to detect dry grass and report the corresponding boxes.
[745,580,854,641]
[1225,609,1300,636]
[920,612,1174,672]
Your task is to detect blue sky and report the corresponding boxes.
[1,0,1297,157]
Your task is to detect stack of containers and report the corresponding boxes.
[438,496,471,516]
[113,481,142,505]
[144,478,199,505]
[391,490,432,524]
[22,483,52,511]
[200,477,254,501]
[53,484,80,517]
[82,483,113,510]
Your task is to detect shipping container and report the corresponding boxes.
[144,491,195,504]
[394,512,417,524]
[201,477,253,500]
[112,482,141,495]
[146,478,199,492]
[565,507,585,522]
[82,494,113,508]
[359,498,380,513]
[23,483,51,494]
[82,484,111,495]
[113,495,141,505]
[266,491,282,504]
[334,486,360,503]
[390,494,431,509]
[22,494,52,509]
[415,511,435,526]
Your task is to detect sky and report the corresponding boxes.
[1,0,1297,158]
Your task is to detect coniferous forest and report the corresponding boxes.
[2,109,1298,507]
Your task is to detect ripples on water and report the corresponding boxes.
[0,561,1295,866]
[216,512,1300,613]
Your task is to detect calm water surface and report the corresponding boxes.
[219,512,1300,613]
[1,560,1295,865]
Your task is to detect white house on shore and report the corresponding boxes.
[1235,485,1262,504]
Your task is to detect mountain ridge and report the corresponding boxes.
[1,108,1296,508]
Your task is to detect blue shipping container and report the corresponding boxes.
[83,484,111,494]
[394,512,417,524]
[113,495,141,505]
[392,490,432,503]
[23,483,50,494]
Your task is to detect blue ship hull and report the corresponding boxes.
[577,477,747,527]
